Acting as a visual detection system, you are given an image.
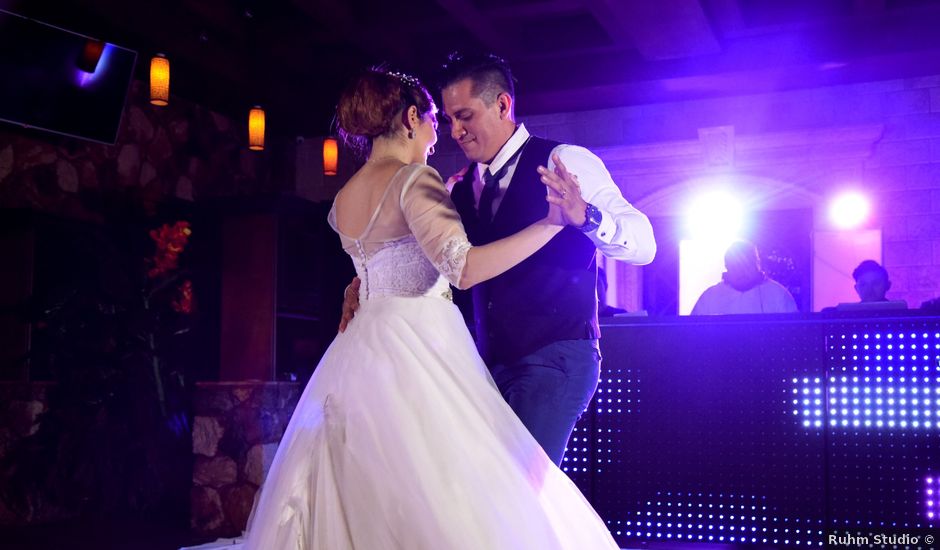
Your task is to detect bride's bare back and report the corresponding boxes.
[333,160,411,240]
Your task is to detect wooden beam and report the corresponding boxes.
[703,0,746,37]
[431,0,515,54]
[291,0,413,62]
[853,0,887,17]
[583,0,721,60]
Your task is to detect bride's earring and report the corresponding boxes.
[408,128,415,140]
[429,145,435,156]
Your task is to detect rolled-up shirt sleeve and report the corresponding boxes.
[549,145,656,264]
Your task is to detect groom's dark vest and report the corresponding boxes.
[451,136,599,365]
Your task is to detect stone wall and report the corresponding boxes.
[190,381,301,537]
[0,80,294,222]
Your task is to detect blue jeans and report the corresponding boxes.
[489,339,601,466]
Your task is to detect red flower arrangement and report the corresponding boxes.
[147,221,195,315]
[148,221,192,279]
[171,279,194,314]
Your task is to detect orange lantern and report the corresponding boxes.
[149,54,170,106]
[323,137,338,176]
[248,106,265,151]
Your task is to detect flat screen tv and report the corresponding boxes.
[0,9,137,145]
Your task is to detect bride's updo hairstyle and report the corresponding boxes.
[337,69,435,154]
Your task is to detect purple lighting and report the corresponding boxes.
[926,477,938,522]
[74,42,115,88]
[614,491,824,546]
[829,191,870,229]
[801,331,940,430]
[684,189,745,242]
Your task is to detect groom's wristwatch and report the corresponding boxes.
[578,203,602,233]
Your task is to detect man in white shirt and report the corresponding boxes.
[691,240,798,315]
[437,52,656,465]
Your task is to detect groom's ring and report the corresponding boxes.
[561,189,568,198]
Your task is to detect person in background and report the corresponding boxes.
[852,259,891,303]
[691,240,798,315]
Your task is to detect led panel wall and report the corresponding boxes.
[581,314,940,548]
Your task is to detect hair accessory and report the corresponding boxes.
[386,70,422,89]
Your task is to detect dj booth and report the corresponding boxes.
[561,311,940,548]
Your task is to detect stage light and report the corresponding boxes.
[685,190,745,242]
[829,191,870,229]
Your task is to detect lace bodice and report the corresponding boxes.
[329,164,472,301]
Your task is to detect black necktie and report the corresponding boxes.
[477,145,525,224]
[478,166,505,224]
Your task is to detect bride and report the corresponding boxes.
[237,69,619,549]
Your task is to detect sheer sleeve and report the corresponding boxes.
[400,165,472,287]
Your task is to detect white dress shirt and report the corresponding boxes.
[470,124,656,264]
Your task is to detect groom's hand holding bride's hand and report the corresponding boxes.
[339,277,361,333]
[539,153,587,227]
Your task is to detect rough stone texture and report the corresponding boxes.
[55,160,78,193]
[176,176,194,201]
[0,427,16,462]
[0,144,13,184]
[139,162,158,188]
[232,387,253,404]
[191,382,300,537]
[193,455,238,488]
[193,416,225,457]
[21,145,56,170]
[243,443,278,486]
[116,144,141,186]
[126,106,155,143]
[190,486,225,533]
[220,483,257,533]
[0,80,290,221]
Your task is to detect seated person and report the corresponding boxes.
[827,259,908,311]
[691,240,798,315]
[597,267,627,317]
[852,260,891,302]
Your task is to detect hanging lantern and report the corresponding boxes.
[248,106,265,151]
[149,54,170,106]
[323,137,338,176]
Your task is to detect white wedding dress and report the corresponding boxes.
[235,164,619,549]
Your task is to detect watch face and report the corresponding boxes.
[581,203,601,232]
[588,204,602,223]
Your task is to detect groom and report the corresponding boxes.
[345,53,656,465]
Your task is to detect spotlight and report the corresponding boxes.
[685,190,744,243]
[829,191,870,229]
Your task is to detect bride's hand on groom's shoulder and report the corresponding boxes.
[339,277,361,333]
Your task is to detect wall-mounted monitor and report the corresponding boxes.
[0,9,137,145]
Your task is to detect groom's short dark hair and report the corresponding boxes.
[438,52,516,105]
